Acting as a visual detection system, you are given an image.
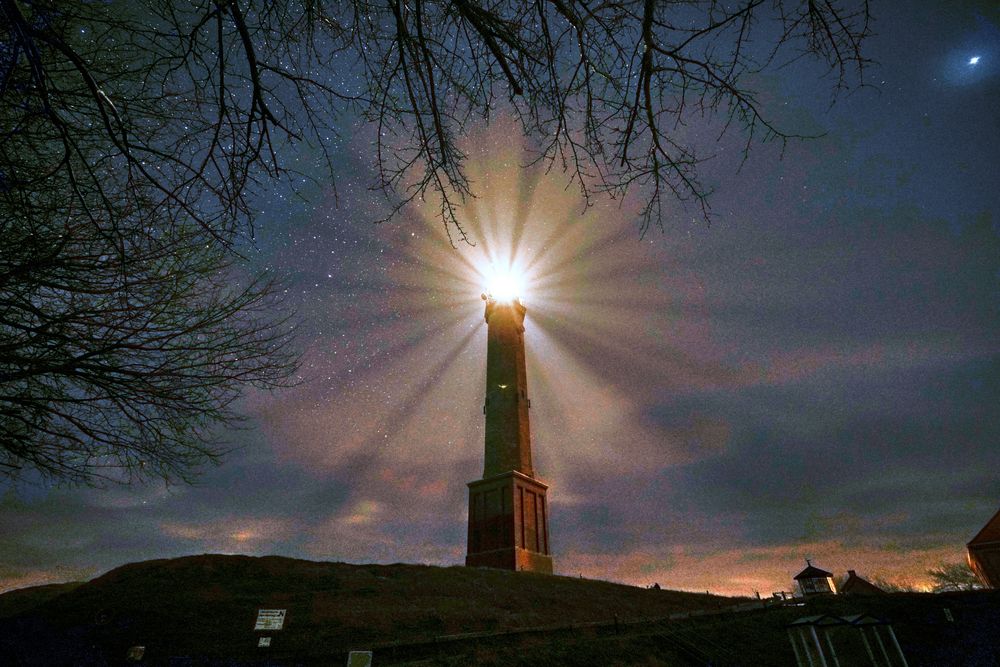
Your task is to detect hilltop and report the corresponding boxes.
[0,554,998,665]
[0,554,734,665]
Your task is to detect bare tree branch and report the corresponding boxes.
[0,0,872,483]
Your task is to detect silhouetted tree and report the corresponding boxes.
[1,1,299,485]
[927,561,982,592]
[1,0,871,484]
[370,0,872,237]
[866,575,919,593]
[0,213,295,485]
[2,0,872,241]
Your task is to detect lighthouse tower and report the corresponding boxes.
[465,294,553,573]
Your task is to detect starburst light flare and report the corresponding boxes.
[484,265,524,302]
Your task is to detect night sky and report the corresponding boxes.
[2,1,999,596]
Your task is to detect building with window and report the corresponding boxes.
[793,560,836,597]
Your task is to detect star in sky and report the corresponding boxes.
[969,56,981,65]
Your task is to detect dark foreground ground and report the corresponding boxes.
[0,554,997,666]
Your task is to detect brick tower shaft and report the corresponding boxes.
[483,298,533,477]
[466,296,553,573]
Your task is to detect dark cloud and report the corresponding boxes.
[650,353,1000,551]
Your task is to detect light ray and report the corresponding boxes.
[265,118,748,571]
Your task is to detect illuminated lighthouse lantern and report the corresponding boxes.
[465,270,553,573]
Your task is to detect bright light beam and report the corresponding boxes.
[485,266,523,302]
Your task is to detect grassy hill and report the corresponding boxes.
[0,554,735,665]
[0,554,997,666]
[0,581,83,620]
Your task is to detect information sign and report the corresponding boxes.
[347,650,373,667]
[254,609,286,631]
[258,637,272,647]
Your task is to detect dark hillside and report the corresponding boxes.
[1,554,997,665]
[0,554,734,665]
[0,582,83,619]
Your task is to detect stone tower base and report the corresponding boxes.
[466,470,553,574]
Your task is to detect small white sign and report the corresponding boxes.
[258,637,272,647]
[254,609,286,630]
[347,650,373,667]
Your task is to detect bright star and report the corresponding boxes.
[969,56,980,65]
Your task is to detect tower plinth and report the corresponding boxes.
[466,296,553,573]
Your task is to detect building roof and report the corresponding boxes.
[794,561,833,580]
[788,613,888,628]
[968,507,1000,547]
[839,570,885,595]
[787,614,847,628]
[840,613,890,626]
